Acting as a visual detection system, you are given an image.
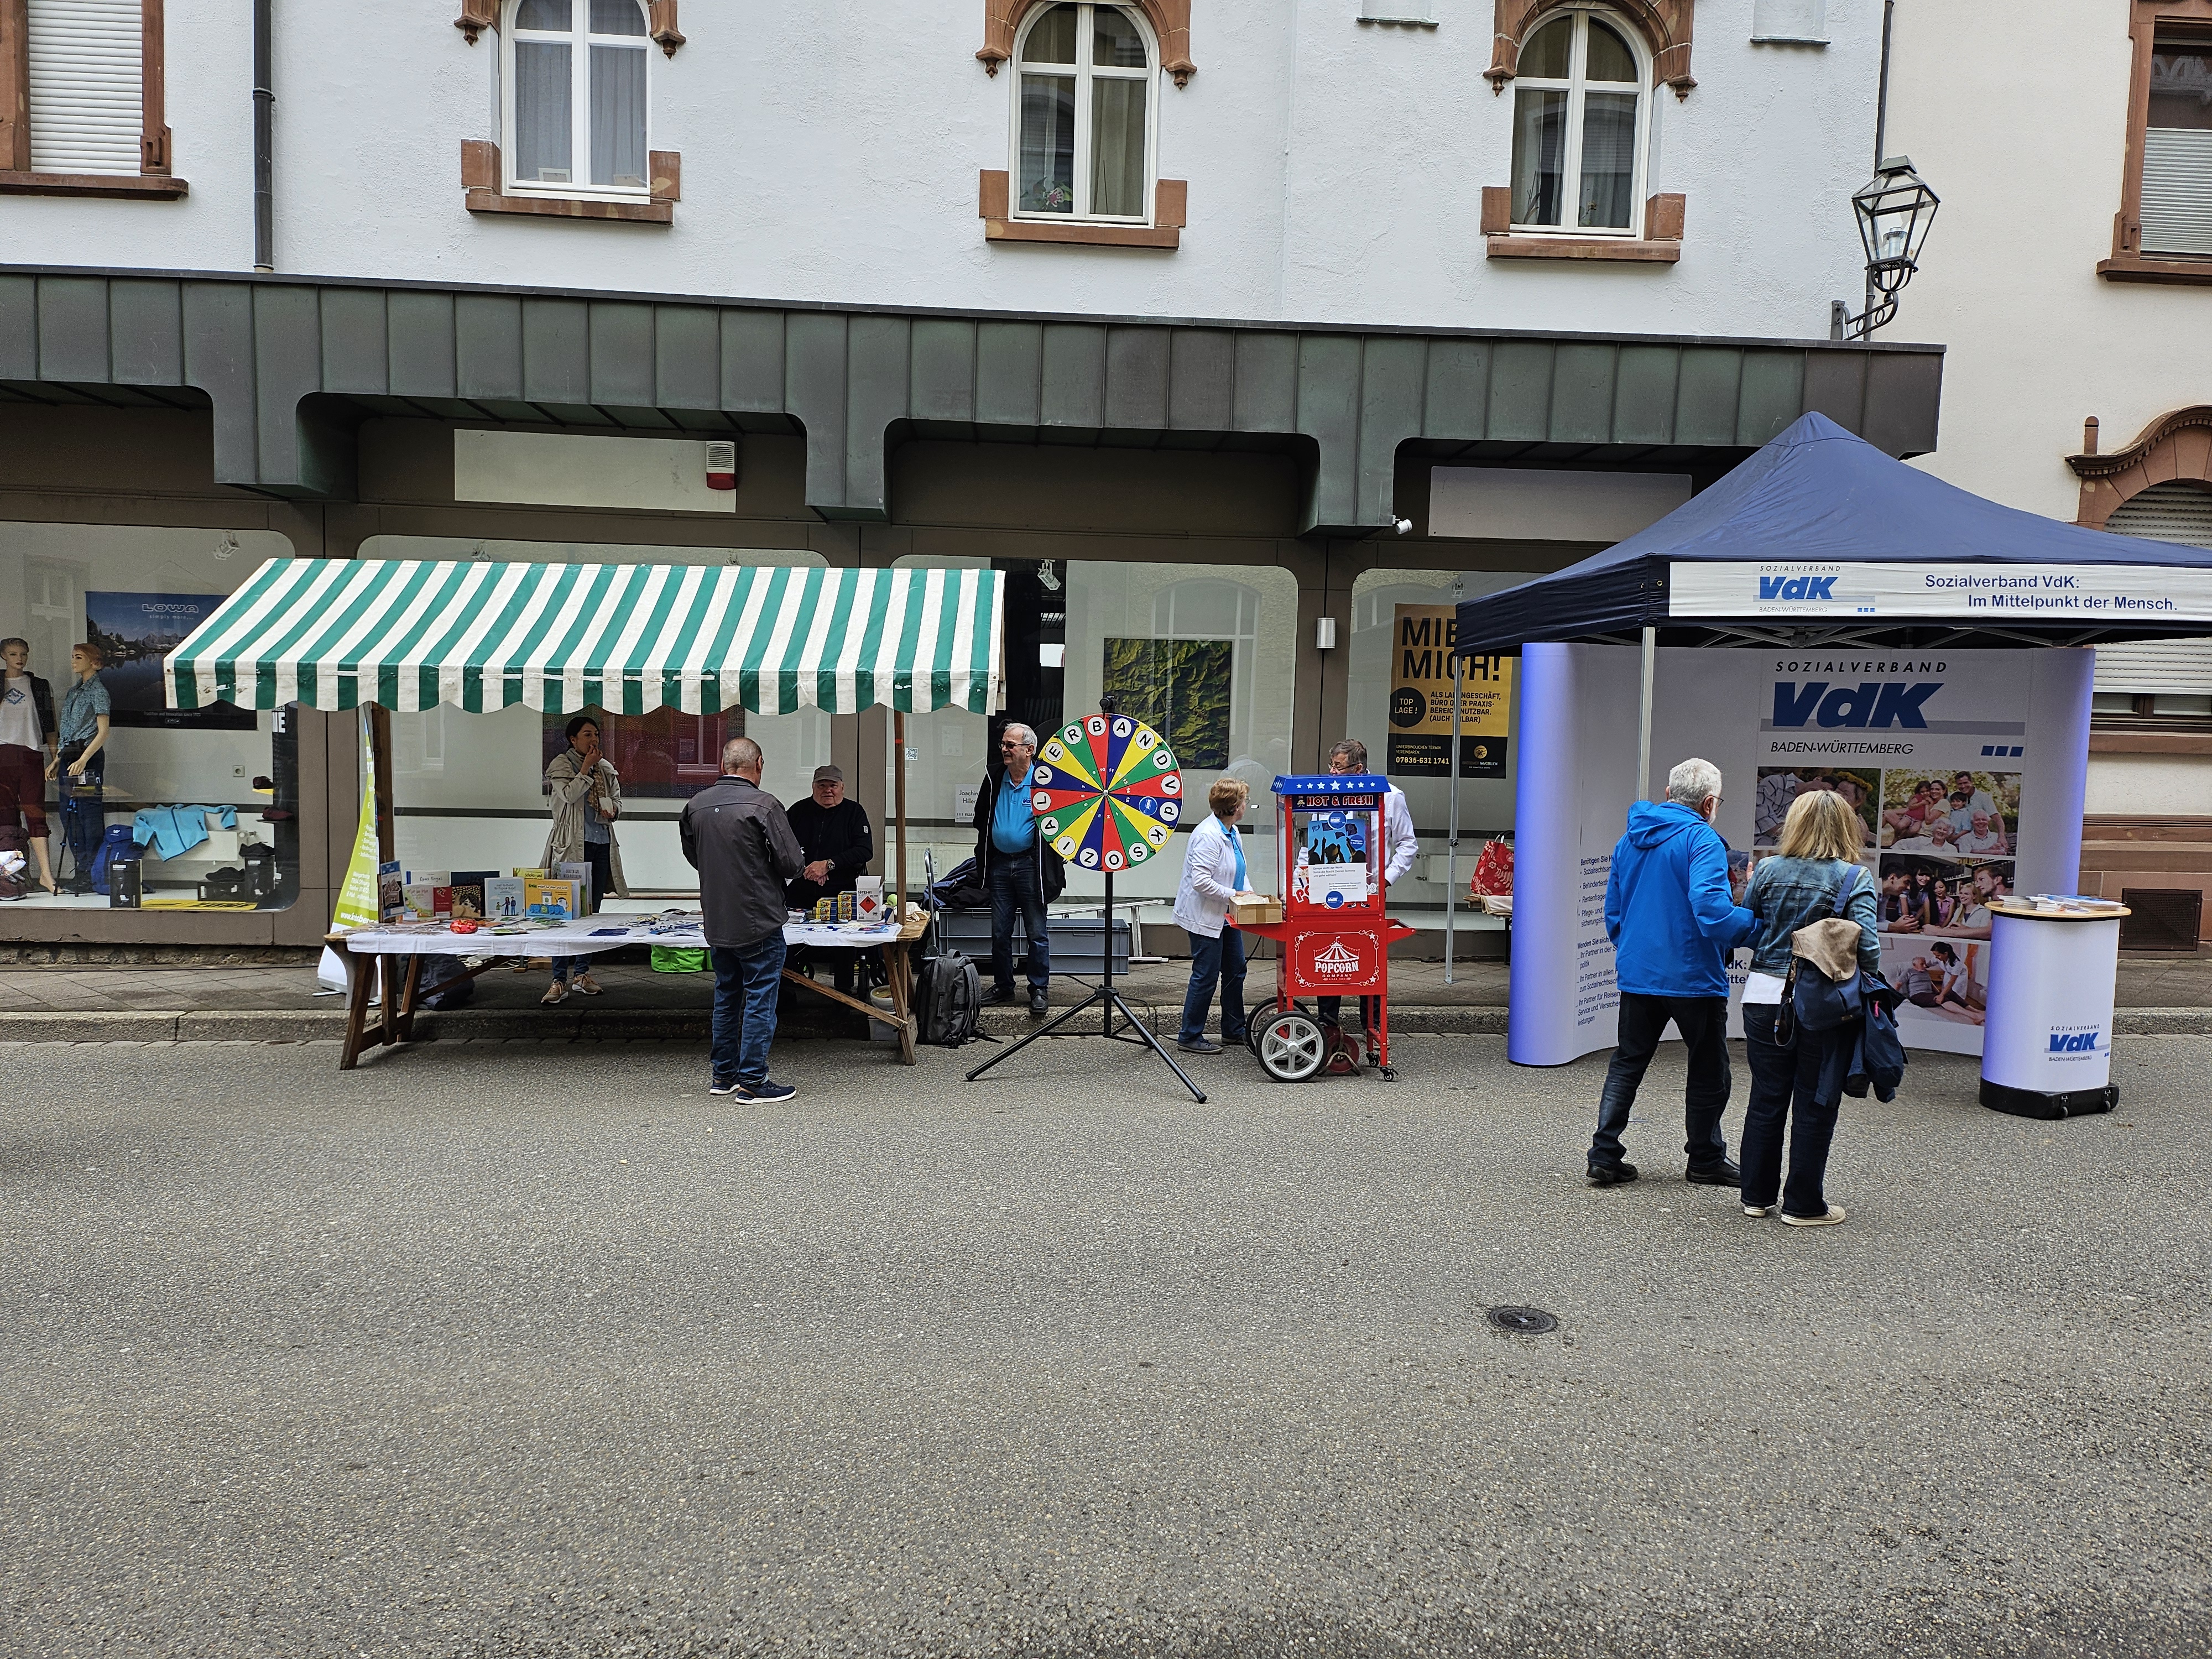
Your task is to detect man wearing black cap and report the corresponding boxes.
[784,764,874,912]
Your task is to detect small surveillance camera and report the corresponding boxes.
[1392,517,1413,536]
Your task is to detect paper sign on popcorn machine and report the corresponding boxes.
[1232,774,1417,1082]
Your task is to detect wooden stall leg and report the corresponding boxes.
[394,956,424,1042]
[339,948,373,1071]
[886,940,917,1065]
[378,956,400,1049]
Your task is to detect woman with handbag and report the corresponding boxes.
[1738,790,1881,1227]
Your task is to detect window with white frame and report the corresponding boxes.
[1013,3,1157,221]
[503,0,650,196]
[1509,7,1647,234]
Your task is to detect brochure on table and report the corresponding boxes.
[1509,643,2094,1065]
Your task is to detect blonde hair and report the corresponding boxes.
[1777,789,1863,862]
[1209,776,1249,819]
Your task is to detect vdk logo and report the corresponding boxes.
[1759,575,1838,601]
[2049,1029,2103,1054]
[1771,681,1942,728]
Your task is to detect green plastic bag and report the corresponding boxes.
[650,946,708,974]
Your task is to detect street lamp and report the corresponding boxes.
[1830,155,1939,340]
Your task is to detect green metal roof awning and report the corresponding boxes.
[164,559,1005,716]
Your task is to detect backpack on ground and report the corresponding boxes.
[89,825,138,896]
[915,950,982,1047]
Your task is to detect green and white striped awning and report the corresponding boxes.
[165,559,1004,716]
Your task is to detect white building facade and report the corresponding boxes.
[1886,0,2212,942]
[1,0,1943,949]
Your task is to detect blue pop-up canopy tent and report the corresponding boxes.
[1455,413,2212,658]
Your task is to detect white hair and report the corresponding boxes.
[1001,722,1038,748]
[1665,757,1723,809]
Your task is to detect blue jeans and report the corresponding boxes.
[1179,927,1248,1044]
[711,933,788,1086]
[58,749,105,883]
[988,853,1049,992]
[1740,1004,1848,1217]
[1589,991,1733,1173]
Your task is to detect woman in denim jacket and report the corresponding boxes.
[1738,790,1880,1227]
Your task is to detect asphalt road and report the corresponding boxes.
[1,1031,2206,1658]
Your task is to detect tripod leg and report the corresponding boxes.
[1107,988,1208,1104]
[965,987,1109,1082]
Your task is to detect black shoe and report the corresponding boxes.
[1587,1162,1640,1188]
[1177,1036,1222,1055]
[981,985,1017,1006]
[1686,1160,1743,1186]
[1027,988,1049,1017]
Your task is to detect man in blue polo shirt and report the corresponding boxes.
[969,721,1063,1017]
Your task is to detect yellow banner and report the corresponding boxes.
[1386,604,1514,778]
[331,711,382,931]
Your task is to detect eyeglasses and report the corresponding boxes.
[1000,737,1031,749]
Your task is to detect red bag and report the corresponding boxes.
[1469,838,1515,900]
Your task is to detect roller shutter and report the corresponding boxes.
[26,0,144,177]
[2096,482,2212,696]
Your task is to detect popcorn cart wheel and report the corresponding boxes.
[1249,1007,1329,1083]
[1234,774,1417,1083]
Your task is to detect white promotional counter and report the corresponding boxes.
[1978,898,2127,1120]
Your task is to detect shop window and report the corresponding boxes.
[1345,569,1538,920]
[365,538,826,895]
[0,521,297,908]
[2103,1,2212,283]
[1065,562,1297,906]
[0,0,186,199]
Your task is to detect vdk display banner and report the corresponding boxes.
[1508,644,2095,1066]
[1387,606,1513,778]
[331,709,382,932]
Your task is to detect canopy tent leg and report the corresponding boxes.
[894,711,909,909]
[1637,626,1656,802]
[1445,654,1461,986]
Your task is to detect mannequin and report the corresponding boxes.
[0,638,58,895]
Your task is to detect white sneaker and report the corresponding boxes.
[1743,1203,1771,1218]
[1778,1204,1847,1228]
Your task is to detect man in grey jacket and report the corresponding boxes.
[681,737,806,1102]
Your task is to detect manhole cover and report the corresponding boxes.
[1486,1306,1559,1335]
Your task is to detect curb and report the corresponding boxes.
[2,1005,2203,1043]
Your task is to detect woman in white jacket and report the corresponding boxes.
[1172,776,1254,1055]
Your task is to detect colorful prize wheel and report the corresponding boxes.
[1030,713,1184,874]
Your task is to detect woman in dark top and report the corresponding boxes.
[1736,790,1881,1228]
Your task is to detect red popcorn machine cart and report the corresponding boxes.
[1234,773,1416,1082]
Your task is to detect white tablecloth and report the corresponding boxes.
[340,919,661,958]
[341,916,905,957]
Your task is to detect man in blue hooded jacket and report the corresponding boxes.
[1587,757,1757,1188]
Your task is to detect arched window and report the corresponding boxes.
[503,0,651,197]
[1509,7,1647,234]
[1012,3,1158,222]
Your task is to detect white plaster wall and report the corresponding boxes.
[4,0,1876,338]
[1885,3,2212,519]
[2086,754,2212,817]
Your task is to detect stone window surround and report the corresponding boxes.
[979,170,1186,247]
[455,0,686,56]
[977,0,1194,87]
[453,0,683,222]
[1484,0,1696,99]
[2067,407,2212,529]
[1480,189,1685,260]
[2100,0,2212,286]
[462,139,679,222]
[0,0,186,200]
